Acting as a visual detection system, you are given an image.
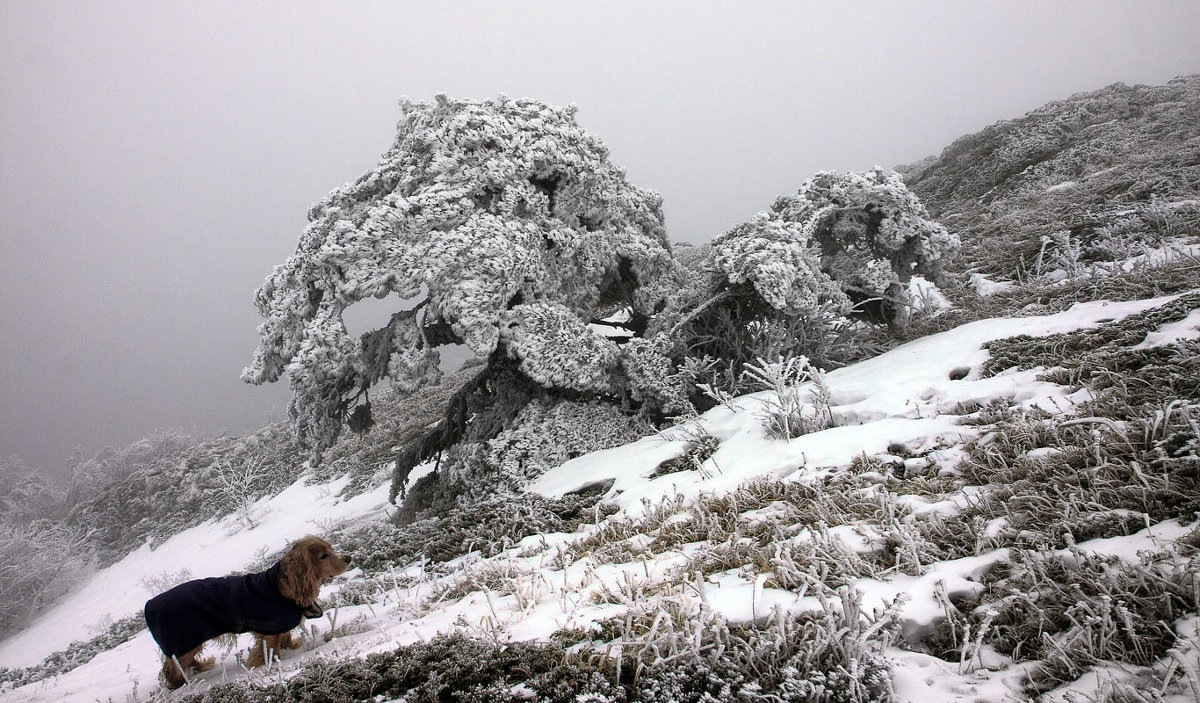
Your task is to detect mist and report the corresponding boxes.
[2,0,1198,477]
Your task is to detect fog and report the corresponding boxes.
[2,0,1198,477]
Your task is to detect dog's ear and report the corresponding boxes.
[276,538,321,607]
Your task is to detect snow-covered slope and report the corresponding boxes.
[1,292,1197,702]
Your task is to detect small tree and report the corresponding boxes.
[651,169,957,402]
[214,456,268,529]
[772,168,958,327]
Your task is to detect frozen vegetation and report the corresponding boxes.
[2,75,1199,701]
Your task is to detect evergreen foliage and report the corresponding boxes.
[654,168,956,403]
[243,95,681,459]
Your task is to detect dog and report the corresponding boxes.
[144,535,351,689]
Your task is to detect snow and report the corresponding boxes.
[532,293,1182,509]
[909,275,951,313]
[1131,307,1200,349]
[0,477,393,669]
[1075,518,1200,561]
[2,291,1196,702]
[968,272,1015,296]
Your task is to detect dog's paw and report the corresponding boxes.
[192,655,215,672]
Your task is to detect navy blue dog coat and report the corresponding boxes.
[144,563,303,658]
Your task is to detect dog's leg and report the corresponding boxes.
[276,630,301,650]
[161,655,187,690]
[246,634,281,668]
[162,645,202,689]
[262,634,284,660]
[246,635,266,668]
[192,638,216,667]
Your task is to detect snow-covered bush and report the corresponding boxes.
[469,397,651,489]
[986,548,1198,693]
[770,168,958,326]
[243,95,681,460]
[0,458,66,529]
[243,97,961,507]
[498,302,622,394]
[0,459,87,636]
[172,633,619,703]
[0,521,92,635]
[652,169,954,407]
[742,355,833,440]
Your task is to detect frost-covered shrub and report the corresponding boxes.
[175,633,598,703]
[742,355,833,440]
[635,655,747,702]
[168,601,898,703]
[0,521,92,635]
[467,397,651,489]
[904,76,1200,282]
[67,428,309,563]
[0,458,66,528]
[653,169,954,409]
[772,168,958,321]
[630,589,899,703]
[617,335,696,416]
[707,215,848,318]
[985,549,1199,693]
[1029,197,1194,279]
[498,302,622,394]
[243,95,681,460]
[335,488,614,569]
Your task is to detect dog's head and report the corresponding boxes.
[276,535,352,607]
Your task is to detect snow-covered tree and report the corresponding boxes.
[771,168,958,327]
[244,96,681,461]
[653,169,957,399]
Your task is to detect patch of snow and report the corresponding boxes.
[1074,518,1199,562]
[909,275,951,313]
[889,646,1030,703]
[1131,308,1200,350]
[969,272,1015,296]
[853,550,1009,642]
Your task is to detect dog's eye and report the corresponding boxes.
[320,553,328,559]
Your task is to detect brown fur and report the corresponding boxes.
[159,535,351,689]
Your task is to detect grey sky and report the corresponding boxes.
[3,1,1199,477]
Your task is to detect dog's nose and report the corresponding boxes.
[343,553,352,565]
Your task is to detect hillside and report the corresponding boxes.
[901,74,1200,281]
[2,76,1199,702]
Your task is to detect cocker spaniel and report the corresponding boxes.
[144,535,351,689]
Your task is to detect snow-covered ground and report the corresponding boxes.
[2,292,1197,702]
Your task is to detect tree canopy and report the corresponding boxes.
[652,169,958,391]
[243,96,681,456]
